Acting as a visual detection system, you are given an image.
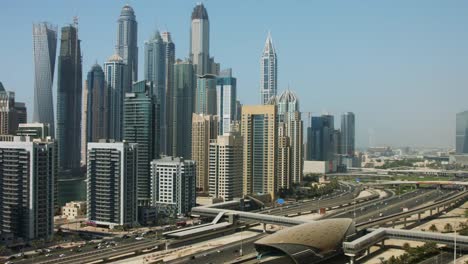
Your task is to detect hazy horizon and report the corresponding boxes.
[1,0,467,149]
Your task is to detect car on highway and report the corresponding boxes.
[59,254,66,258]
[135,236,144,240]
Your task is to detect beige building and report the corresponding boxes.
[62,201,87,220]
[191,114,218,193]
[209,133,243,201]
[241,105,277,199]
[277,123,291,190]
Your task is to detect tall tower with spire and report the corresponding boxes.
[190,3,210,75]
[260,32,277,104]
[116,4,138,92]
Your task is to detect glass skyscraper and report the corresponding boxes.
[260,32,277,105]
[84,64,108,143]
[33,22,57,137]
[195,74,217,115]
[162,32,176,155]
[104,54,126,142]
[307,115,336,161]
[190,3,210,75]
[56,24,82,174]
[116,5,138,92]
[340,112,355,156]
[456,111,468,154]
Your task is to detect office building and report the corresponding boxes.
[277,90,303,185]
[209,133,243,201]
[87,141,138,228]
[260,32,277,105]
[216,70,237,134]
[62,201,86,220]
[340,112,355,156]
[0,137,56,240]
[56,24,82,174]
[241,105,277,199]
[83,64,108,145]
[16,123,50,139]
[172,60,194,159]
[192,114,218,193]
[0,85,27,135]
[195,74,217,115]
[33,22,57,137]
[150,156,196,216]
[124,81,159,205]
[116,4,138,91]
[456,111,468,154]
[162,31,176,155]
[306,115,338,171]
[104,54,127,141]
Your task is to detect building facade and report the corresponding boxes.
[241,105,277,199]
[124,81,159,205]
[0,137,56,240]
[209,133,243,201]
[340,112,355,156]
[191,114,218,193]
[150,156,196,216]
[84,64,108,143]
[456,111,468,154]
[16,123,50,139]
[116,4,138,92]
[260,32,277,105]
[56,24,82,174]
[161,32,176,155]
[190,3,210,75]
[87,141,138,228]
[0,85,27,135]
[104,54,127,142]
[62,201,86,220]
[172,60,194,159]
[33,23,57,136]
[216,70,237,134]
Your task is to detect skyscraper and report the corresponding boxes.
[241,105,277,199]
[456,111,468,154]
[87,140,138,228]
[277,90,303,185]
[56,23,82,174]
[124,81,159,205]
[260,32,277,105]
[190,3,210,75]
[116,4,138,91]
[84,64,108,144]
[145,31,171,155]
[340,112,355,156]
[209,133,243,201]
[150,156,196,216]
[172,60,195,159]
[104,54,127,141]
[217,70,237,135]
[16,123,50,139]
[0,136,56,240]
[306,115,337,163]
[162,32,176,155]
[0,85,26,135]
[33,23,57,136]
[191,114,218,193]
[195,74,217,115]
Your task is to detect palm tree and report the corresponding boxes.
[429,224,438,232]
[444,223,453,233]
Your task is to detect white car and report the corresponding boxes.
[135,237,144,240]
[59,254,66,258]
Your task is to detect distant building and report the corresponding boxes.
[62,201,86,220]
[87,141,138,228]
[124,81,159,205]
[192,114,218,193]
[0,136,56,241]
[195,74,217,115]
[172,60,195,159]
[104,54,126,142]
[456,111,468,154]
[340,112,355,155]
[56,24,82,175]
[209,133,243,201]
[217,70,237,134]
[0,84,27,135]
[260,32,277,104]
[241,105,277,199]
[161,31,176,156]
[84,64,108,142]
[150,156,196,216]
[16,123,50,139]
[33,22,57,137]
[190,3,211,75]
[116,4,138,91]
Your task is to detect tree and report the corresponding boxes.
[402,242,411,252]
[444,223,453,233]
[428,224,438,232]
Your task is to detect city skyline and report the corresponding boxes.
[2,1,468,148]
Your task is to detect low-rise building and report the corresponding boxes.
[62,201,87,220]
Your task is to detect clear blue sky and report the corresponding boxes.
[2,0,468,148]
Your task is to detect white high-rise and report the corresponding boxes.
[190,3,210,75]
[116,5,138,92]
[260,32,277,105]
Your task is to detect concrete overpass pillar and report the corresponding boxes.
[381,240,385,247]
[392,220,395,228]
[262,223,266,233]
[349,256,355,264]
[366,248,370,256]
[418,213,421,222]
[429,209,432,216]
[404,217,407,228]
[437,207,440,214]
